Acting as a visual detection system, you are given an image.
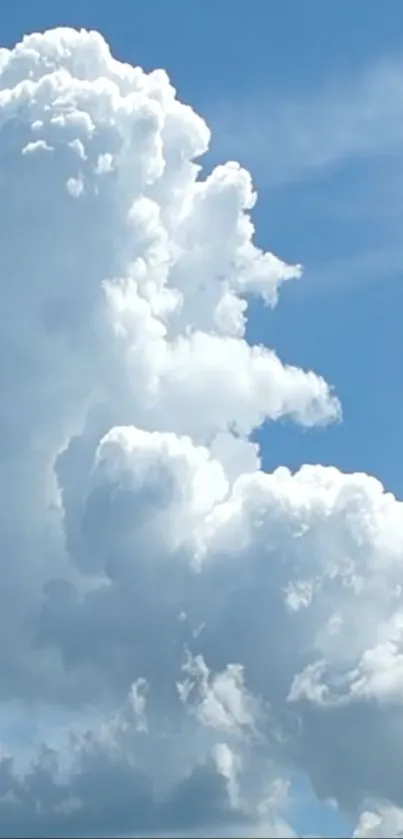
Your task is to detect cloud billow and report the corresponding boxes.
[0,27,401,838]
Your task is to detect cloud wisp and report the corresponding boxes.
[206,59,403,187]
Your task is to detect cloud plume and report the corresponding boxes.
[0,27,402,838]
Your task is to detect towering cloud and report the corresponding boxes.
[0,27,402,837]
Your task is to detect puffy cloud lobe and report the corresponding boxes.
[0,25,402,838]
[354,805,403,838]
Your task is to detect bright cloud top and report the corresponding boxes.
[0,27,402,838]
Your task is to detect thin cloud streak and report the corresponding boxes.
[206,60,403,186]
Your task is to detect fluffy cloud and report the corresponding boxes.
[354,804,403,838]
[0,26,402,838]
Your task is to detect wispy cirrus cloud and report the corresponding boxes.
[206,60,403,186]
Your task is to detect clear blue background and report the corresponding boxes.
[3,2,403,834]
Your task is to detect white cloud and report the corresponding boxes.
[0,25,402,838]
[354,803,403,838]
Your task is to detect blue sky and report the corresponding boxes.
[2,3,403,836]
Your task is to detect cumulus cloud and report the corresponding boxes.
[0,25,402,838]
[354,804,403,838]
